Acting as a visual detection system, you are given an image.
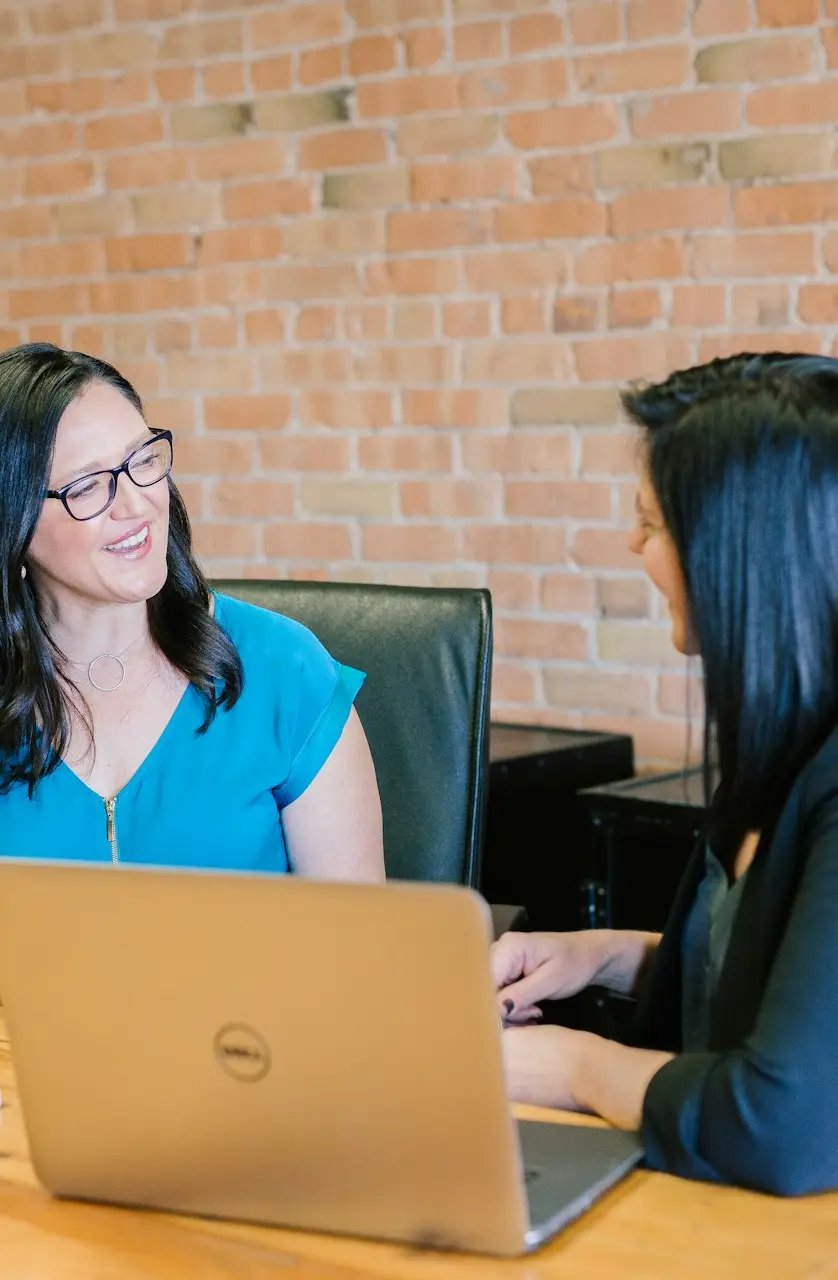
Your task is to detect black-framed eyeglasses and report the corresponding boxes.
[45,431,174,522]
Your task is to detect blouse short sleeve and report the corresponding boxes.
[213,593,366,810]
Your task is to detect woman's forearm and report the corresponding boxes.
[594,930,662,998]
[572,1032,675,1130]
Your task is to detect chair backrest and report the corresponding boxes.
[212,580,493,888]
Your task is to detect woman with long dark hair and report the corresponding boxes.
[0,343,383,878]
[493,353,838,1194]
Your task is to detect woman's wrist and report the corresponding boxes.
[592,930,662,997]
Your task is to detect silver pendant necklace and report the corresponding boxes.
[71,632,147,693]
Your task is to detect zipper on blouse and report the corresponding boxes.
[105,796,119,864]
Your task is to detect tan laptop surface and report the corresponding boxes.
[0,861,641,1256]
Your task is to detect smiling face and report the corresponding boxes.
[26,381,170,613]
[628,465,694,656]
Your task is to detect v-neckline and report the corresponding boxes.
[58,681,194,803]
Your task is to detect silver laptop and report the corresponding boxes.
[0,860,642,1256]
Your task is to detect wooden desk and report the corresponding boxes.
[1,1022,837,1279]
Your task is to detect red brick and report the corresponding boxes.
[734,181,838,227]
[387,207,490,252]
[464,523,567,567]
[466,248,569,292]
[462,433,572,475]
[506,103,620,149]
[106,234,193,273]
[732,284,790,327]
[569,2,622,45]
[411,156,517,203]
[627,0,687,38]
[824,27,838,70]
[343,302,388,341]
[299,127,387,170]
[350,0,443,22]
[510,12,565,54]
[491,661,537,706]
[454,20,503,61]
[298,44,345,86]
[251,3,345,48]
[483,570,537,612]
[747,82,838,128]
[355,345,452,383]
[575,45,691,93]
[698,332,821,360]
[178,439,256,479]
[261,348,352,386]
[672,284,727,327]
[610,186,730,236]
[106,150,190,189]
[2,121,77,160]
[366,256,462,295]
[582,431,643,476]
[349,35,398,76]
[197,226,283,266]
[244,310,288,345]
[402,478,499,519]
[20,242,105,280]
[443,300,492,338]
[251,55,294,94]
[300,391,393,428]
[494,198,606,243]
[402,389,507,428]
[25,159,95,199]
[693,0,751,36]
[155,68,197,102]
[464,340,574,383]
[264,523,352,562]
[496,618,589,662]
[357,74,459,118]
[459,58,568,109]
[576,236,687,285]
[608,288,662,329]
[193,523,258,561]
[572,528,637,571]
[798,284,838,324]
[553,296,600,333]
[153,320,190,353]
[506,480,611,520]
[630,89,742,139]
[541,572,597,614]
[261,436,351,472]
[265,263,361,300]
[502,296,549,334]
[168,353,255,392]
[574,335,692,382]
[693,232,816,277]
[359,435,453,471]
[10,285,89,321]
[404,26,446,69]
[223,180,313,221]
[757,0,819,24]
[532,159,597,204]
[202,62,247,99]
[363,525,461,563]
[83,110,164,151]
[0,207,53,239]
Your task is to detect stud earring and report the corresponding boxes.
[21,565,26,581]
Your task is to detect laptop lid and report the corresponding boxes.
[0,861,532,1255]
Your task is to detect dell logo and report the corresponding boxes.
[213,1024,272,1083]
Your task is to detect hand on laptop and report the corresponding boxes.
[490,930,614,1024]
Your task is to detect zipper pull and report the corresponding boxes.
[104,797,118,863]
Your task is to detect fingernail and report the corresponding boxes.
[503,999,515,1015]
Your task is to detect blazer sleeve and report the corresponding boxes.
[641,785,838,1196]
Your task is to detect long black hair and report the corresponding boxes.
[0,343,243,793]
[623,353,838,863]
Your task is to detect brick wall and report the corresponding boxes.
[1,0,833,762]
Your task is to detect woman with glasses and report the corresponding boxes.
[0,343,384,880]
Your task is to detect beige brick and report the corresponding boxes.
[719,133,832,181]
[132,189,216,228]
[597,143,710,190]
[597,578,650,619]
[171,103,252,143]
[597,621,684,667]
[511,387,622,427]
[695,35,814,83]
[322,167,409,209]
[301,479,396,518]
[254,89,351,132]
[56,196,132,236]
[544,668,652,714]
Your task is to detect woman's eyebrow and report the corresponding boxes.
[57,431,153,485]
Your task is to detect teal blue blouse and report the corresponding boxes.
[0,594,365,871]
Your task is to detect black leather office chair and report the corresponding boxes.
[213,579,492,889]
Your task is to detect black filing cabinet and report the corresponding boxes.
[574,767,707,1039]
[481,725,634,933]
